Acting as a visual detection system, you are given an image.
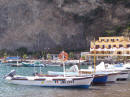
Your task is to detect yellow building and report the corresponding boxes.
[90,36,130,55]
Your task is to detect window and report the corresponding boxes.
[117,51,122,54]
[119,44,123,48]
[106,39,109,42]
[102,45,105,49]
[113,45,116,47]
[101,39,104,42]
[101,51,104,54]
[108,45,111,49]
[111,39,115,42]
[96,51,99,54]
[127,44,130,48]
[95,45,100,49]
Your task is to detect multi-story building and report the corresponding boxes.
[90,36,130,55]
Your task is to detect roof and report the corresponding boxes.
[6,57,21,60]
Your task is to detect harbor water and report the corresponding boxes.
[0,64,130,97]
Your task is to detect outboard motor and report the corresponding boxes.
[4,70,16,79]
[33,72,38,76]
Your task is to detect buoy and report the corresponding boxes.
[58,51,68,61]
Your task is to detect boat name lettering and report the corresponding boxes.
[54,80,74,84]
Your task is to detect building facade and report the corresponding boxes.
[90,36,130,55]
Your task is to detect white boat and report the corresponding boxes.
[124,63,130,69]
[5,70,93,88]
[11,63,22,67]
[4,51,93,88]
[80,68,118,83]
[98,62,129,80]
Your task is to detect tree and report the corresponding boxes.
[81,56,86,60]
[16,47,28,57]
[47,53,51,60]
[23,54,27,59]
[69,52,74,59]
[42,51,47,59]
[4,52,7,58]
[122,28,130,37]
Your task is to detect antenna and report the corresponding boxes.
[93,38,96,73]
[63,51,66,77]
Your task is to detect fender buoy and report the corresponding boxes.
[58,51,68,61]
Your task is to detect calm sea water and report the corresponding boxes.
[0,64,130,97]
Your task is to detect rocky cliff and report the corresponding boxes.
[0,0,130,51]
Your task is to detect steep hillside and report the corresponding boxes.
[0,0,130,51]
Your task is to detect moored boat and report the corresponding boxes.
[11,63,22,67]
[4,70,93,88]
[103,62,130,80]
[22,61,44,67]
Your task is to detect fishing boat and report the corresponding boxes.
[4,70,93,88]
[4,51,93,89]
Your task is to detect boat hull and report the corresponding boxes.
[22,63,44,67]
[5,76,93,88]
[92,75,108,85]
[107,73,120,83]
[117,72,129,81]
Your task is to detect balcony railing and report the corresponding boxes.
[90,47,130,51]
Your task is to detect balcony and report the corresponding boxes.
[90,47,130,51]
